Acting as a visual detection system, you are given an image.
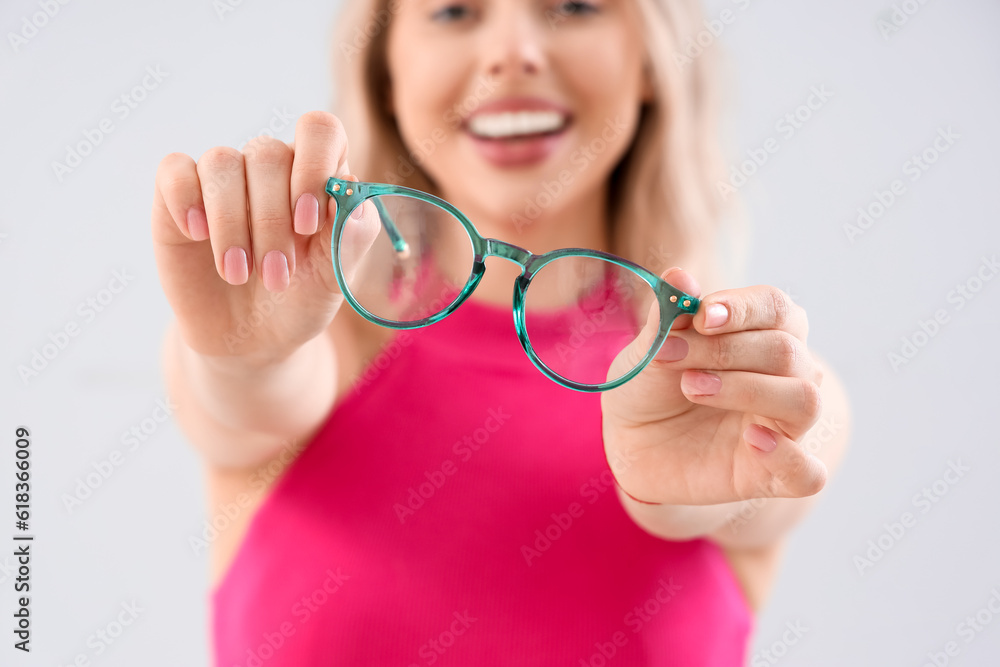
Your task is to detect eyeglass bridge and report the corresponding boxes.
[483,238,532,273]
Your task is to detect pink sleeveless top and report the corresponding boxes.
[211,294,754,666]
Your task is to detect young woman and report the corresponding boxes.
[151,0,850,663]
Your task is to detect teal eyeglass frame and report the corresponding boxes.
[325,176,701,393]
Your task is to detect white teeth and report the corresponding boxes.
[468,110,568,139]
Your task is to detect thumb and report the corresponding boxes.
[331,173,381,283]
[603,267,702,421]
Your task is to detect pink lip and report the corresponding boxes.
[467,131,567,168]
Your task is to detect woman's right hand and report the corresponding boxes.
[151,111,379,368]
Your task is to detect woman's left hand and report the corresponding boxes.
[602,267,828,506]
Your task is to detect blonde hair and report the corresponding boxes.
[328,0,746,293]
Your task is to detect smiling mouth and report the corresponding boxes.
[465,111,573,141]
[470,128,569,142]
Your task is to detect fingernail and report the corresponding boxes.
[744,424,778,452]
[656,336,688,362]
[704,303,728,329]
[187,207,209,241]
[262,250,289,292]
[293,193,319,235]
[681,370,721,396]
[223,246,248,285]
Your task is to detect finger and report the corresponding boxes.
[196,146,252,286]
[626,265,701,359]
[679,370,823,438]
[152,152,209,245]
[337,191,382,284]
[739,423,828,498]
[152,152,227,328]
[603,266,703,423]
[244,135,295,292]
[289,111,351,237]
[694,285,808,340]
[655,328,821,383]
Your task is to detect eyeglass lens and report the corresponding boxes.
[337,194,660,386]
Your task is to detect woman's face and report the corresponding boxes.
[385,0,652,234]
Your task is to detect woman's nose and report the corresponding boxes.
[480,7,546,78]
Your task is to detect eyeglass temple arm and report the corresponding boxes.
[371,198,411,259]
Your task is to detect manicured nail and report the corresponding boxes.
[187,207,209,241]
[262,250,289,292]
[704,303,729,329]
[656,336,688,362]
[223,246,248,285]
[293,193,319,235]
[681,370,721,396]
[744,424,778,452]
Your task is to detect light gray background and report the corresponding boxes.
[1,0,998,665]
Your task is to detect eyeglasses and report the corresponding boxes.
[325,176,700,393]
